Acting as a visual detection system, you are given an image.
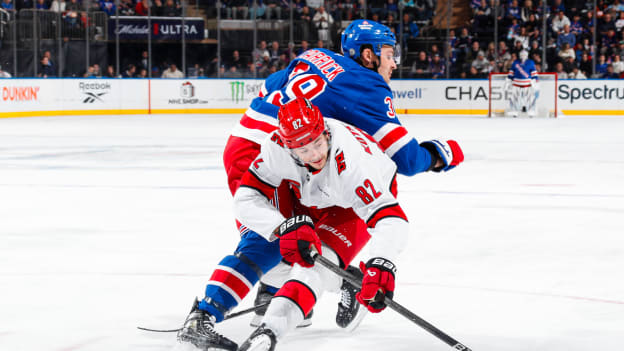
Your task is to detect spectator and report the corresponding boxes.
[466,65,483,78]
[616,11,624,32]
[139,50,148,71]
[296,40,310,55]
[1,0,13,10]
[472,0,492,35]
[118,0,134,15]
[252,40,269,67]
[595,54,608,77]
[315,39,325,49]
[603,64,619,78]
[297,6,312,42]
[99,0,115,15]
[466,40,482,63]
[92,63,102,77]
[161,0,180,17]
[414,0,433,21]
[249,0,266,19]
[578,52,592,76]
[569,14,585,40]
[122,64,136,78]
[601,29,618,56]
[554,62,568,79]
[599,13,616,36]
[557,24,576,49]
[0,65,11,78]
[135,0,150,16]
[552,10,571,34]
[313,6,334,46]
[410,50,430,78]
[506,0,521,21]
[50,0,65,12]
[567,66,587,79]
[161,63,184,78]
[265,0,282,20]
[137,68,148,78]
[39,56,56,78]
[520,0,535,22]
[223,65,243,78]
[612,54,624,74]
[471,50,490,74]
[35,0,48,9]
[269,40,281,66]
[227,0,248,19]
[429,53,445,78]
[228,50,247,72]
[105,65,117,78]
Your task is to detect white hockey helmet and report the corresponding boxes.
[519,50,529,62]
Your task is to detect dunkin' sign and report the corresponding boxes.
[2,86,40,102]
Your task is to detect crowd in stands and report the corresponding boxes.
[5,0,623,79]
[435,0,624,79]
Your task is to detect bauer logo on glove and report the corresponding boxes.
[275,215,322,268]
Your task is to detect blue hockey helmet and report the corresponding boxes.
[341,19,399,63]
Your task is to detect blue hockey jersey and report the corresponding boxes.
[230,48,433,176]
[507,58,538,87]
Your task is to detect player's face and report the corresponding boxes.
[376,46,397,84]
[292,133,329,170]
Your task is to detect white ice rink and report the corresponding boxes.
[1,114,623,351]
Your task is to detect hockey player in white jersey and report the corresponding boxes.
[505,50,539,117]
[233,97,463,351]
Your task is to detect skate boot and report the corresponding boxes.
[250,283,313,328]
[336,265,367,331]
[238,324,278,351]
[177,298,238,351]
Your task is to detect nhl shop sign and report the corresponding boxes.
[108,16,204,40]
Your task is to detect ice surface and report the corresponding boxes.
[1,114,623,351]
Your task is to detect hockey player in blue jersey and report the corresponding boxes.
[177,20,464,351]
[504,50,539,117]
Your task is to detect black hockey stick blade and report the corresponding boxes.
[313,254,473,351]
[137,302,270,333]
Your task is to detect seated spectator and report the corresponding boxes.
[554,62,568,79]
[471,0,491,35]
[601,29,618,56]
[557,24,576,49]
[413,0,433,21]
[466,65,484,78]
[223,65,244,78]
[603,64,620,79]
[551,10,570,34]
[398,13,419,49]
[122,64,136,78]
[252,41,269,67]
[410,50,430,78]
[569,14,585,40]
[429,53,445,79]
[118,0,134,15]
[506,0,521,22]
[161,0,180,17]
[50,0,66,12]
[227,0,248,20]
[567,66,587,79]
[35,0,48,9]
[135,0,150,16]
[466,40,482,63]
[265,0,283,20]
[39,56,56,78]
[249,0,266,19]
[162,63,184,78]
[105,65,117,78]
[520,0,535,22]
[616,11,624,32]
[227,50,248,72]
[471,50,490,74]
[1,0,14,10]
[558,42,575,61]
[268,40,281,66]
[599,13,616,36]
[296,40,310,56]
[578,52,592,77]
[99,0,116,16]
[137,68,148,78]
[595,54,608,77]
[612,55,624,75]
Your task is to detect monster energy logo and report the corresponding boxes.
[231,81,244,103]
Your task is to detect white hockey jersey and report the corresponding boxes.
[233,119,409,261]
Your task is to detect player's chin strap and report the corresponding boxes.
[312,253,474,351]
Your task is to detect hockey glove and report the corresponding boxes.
[531,79,540,93]
[356,257,396,313]
[420,139,464,172]
[275,215,322,268]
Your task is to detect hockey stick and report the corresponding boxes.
[314,254,473,351]
[137,301,270,333]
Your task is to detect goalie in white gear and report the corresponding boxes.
[504,50,539,117]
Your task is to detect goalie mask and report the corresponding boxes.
[519,50,529,62]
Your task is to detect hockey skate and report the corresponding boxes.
[238,324,277,351]
[250,283,313,328]
[336,265,367,332]
[177,298,238,351]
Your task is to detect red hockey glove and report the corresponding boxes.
[275,215,322,268]
[356,257,396,313]
[420,139,464,172]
